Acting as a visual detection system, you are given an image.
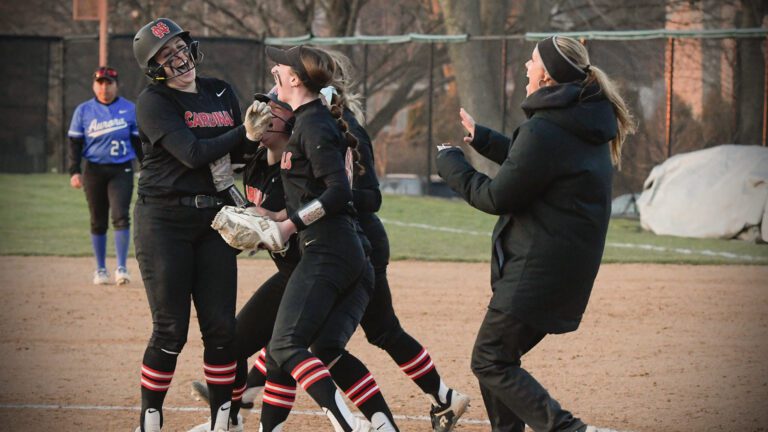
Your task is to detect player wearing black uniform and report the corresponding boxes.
[251,45,377,432]
[67,66,142,286]
[131,18,271,432]
[319,51,470,432]
[190,89,401,432]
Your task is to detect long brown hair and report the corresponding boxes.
[298,46,364,175]
[554,36,637,169]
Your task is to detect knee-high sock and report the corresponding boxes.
[140,347,177,430]
[389,334,449,405]
[288,354,358,431]
[229,359,248,425]
[204,347,236,426]
[330,352,399,431]
[114,228,130,269]
[248,347,268,389]
[91,233,107,270]
[258,350,296,432]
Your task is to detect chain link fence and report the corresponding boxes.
[0,33,765,197]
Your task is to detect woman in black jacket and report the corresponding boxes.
[436,35,635,432]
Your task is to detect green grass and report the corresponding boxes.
[1,174,766,264]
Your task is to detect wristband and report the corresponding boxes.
[290,199,326,229]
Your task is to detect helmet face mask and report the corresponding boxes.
[133,18,203,81]
[148,40,203,81]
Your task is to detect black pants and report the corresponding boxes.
[357,214,405,348]
[470,308,585,432]
[268,215,367,370]
[133,201,237,353]
[82,161,133,234]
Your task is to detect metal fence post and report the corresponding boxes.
[665,37,675,158]
[362,44,368,114]
[426,41,434,196]
[763,35,767,146]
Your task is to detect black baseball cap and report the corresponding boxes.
[94,66,118,82]
[265,46,309,82]
[254,90,292,112]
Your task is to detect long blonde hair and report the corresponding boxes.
[555,36,637,169]
[324,49,366,125]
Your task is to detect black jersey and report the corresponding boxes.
[243,146,285,213]
[242,145,301,267]
[280,99,355,218]
[344,110,382,216]
[136,77,246,198]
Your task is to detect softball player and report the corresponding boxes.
[320,51,469,431]
[67,66,141,285]
[190,89,401,432]
[131,18,270,432]
[256,44,379,432]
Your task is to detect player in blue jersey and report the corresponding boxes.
[68,66,142,286]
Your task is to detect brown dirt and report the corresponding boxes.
[0,257,766,432]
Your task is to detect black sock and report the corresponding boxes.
[230,358,248,424]
[259,366,296,432]
[203,346,236,426]
[140,347,177,430]
[330,351,399,431]
[288,353,356,430]
[388,333,443,403]
[247,347,268,388]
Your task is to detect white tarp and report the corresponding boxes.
[636,145,768,241]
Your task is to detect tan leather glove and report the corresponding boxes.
[244,101,272,141]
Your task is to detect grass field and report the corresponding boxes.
[0,173,765,264]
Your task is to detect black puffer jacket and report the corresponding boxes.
[437,83,617,334]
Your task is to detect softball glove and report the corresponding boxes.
[211,206,288,253]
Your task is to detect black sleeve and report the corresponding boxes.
[470,125,514,166]
[350,119,382,213]
[226,82,254,163]
[67,137,84,175]
[289,169,353,230]
[137,88,247,169]
[436,119,556,215]
[130,135,144,163]
[317,169,353,213]
[352,188,382,213]
[157,127,247,169]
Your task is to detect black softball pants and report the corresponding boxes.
[134,201,238,353]
[470,307,585,432]
[268,216,367,371]
[357,213,405,349]
[82,160,133,234]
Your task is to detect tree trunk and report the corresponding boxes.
[438,0,507,175]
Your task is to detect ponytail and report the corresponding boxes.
[554,37,637,169]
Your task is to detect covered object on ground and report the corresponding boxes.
[636,144,768,242]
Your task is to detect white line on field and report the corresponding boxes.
[379,218,767,262]
[0,402,491,425]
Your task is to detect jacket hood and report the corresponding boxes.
[520,83,618,145]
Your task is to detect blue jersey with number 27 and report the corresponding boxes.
[68,96,139,165]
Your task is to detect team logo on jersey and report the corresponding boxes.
[151,22,171,38]
[87,118,128,138]
[280,152,293,170]
[246,185,265,205]
[184,110,235,128]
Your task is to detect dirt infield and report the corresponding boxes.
[0,257,766,431]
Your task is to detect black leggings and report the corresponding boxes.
[133,201,238,353]
[82,160,134,234]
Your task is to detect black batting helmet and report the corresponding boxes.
[133,18,202,80]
